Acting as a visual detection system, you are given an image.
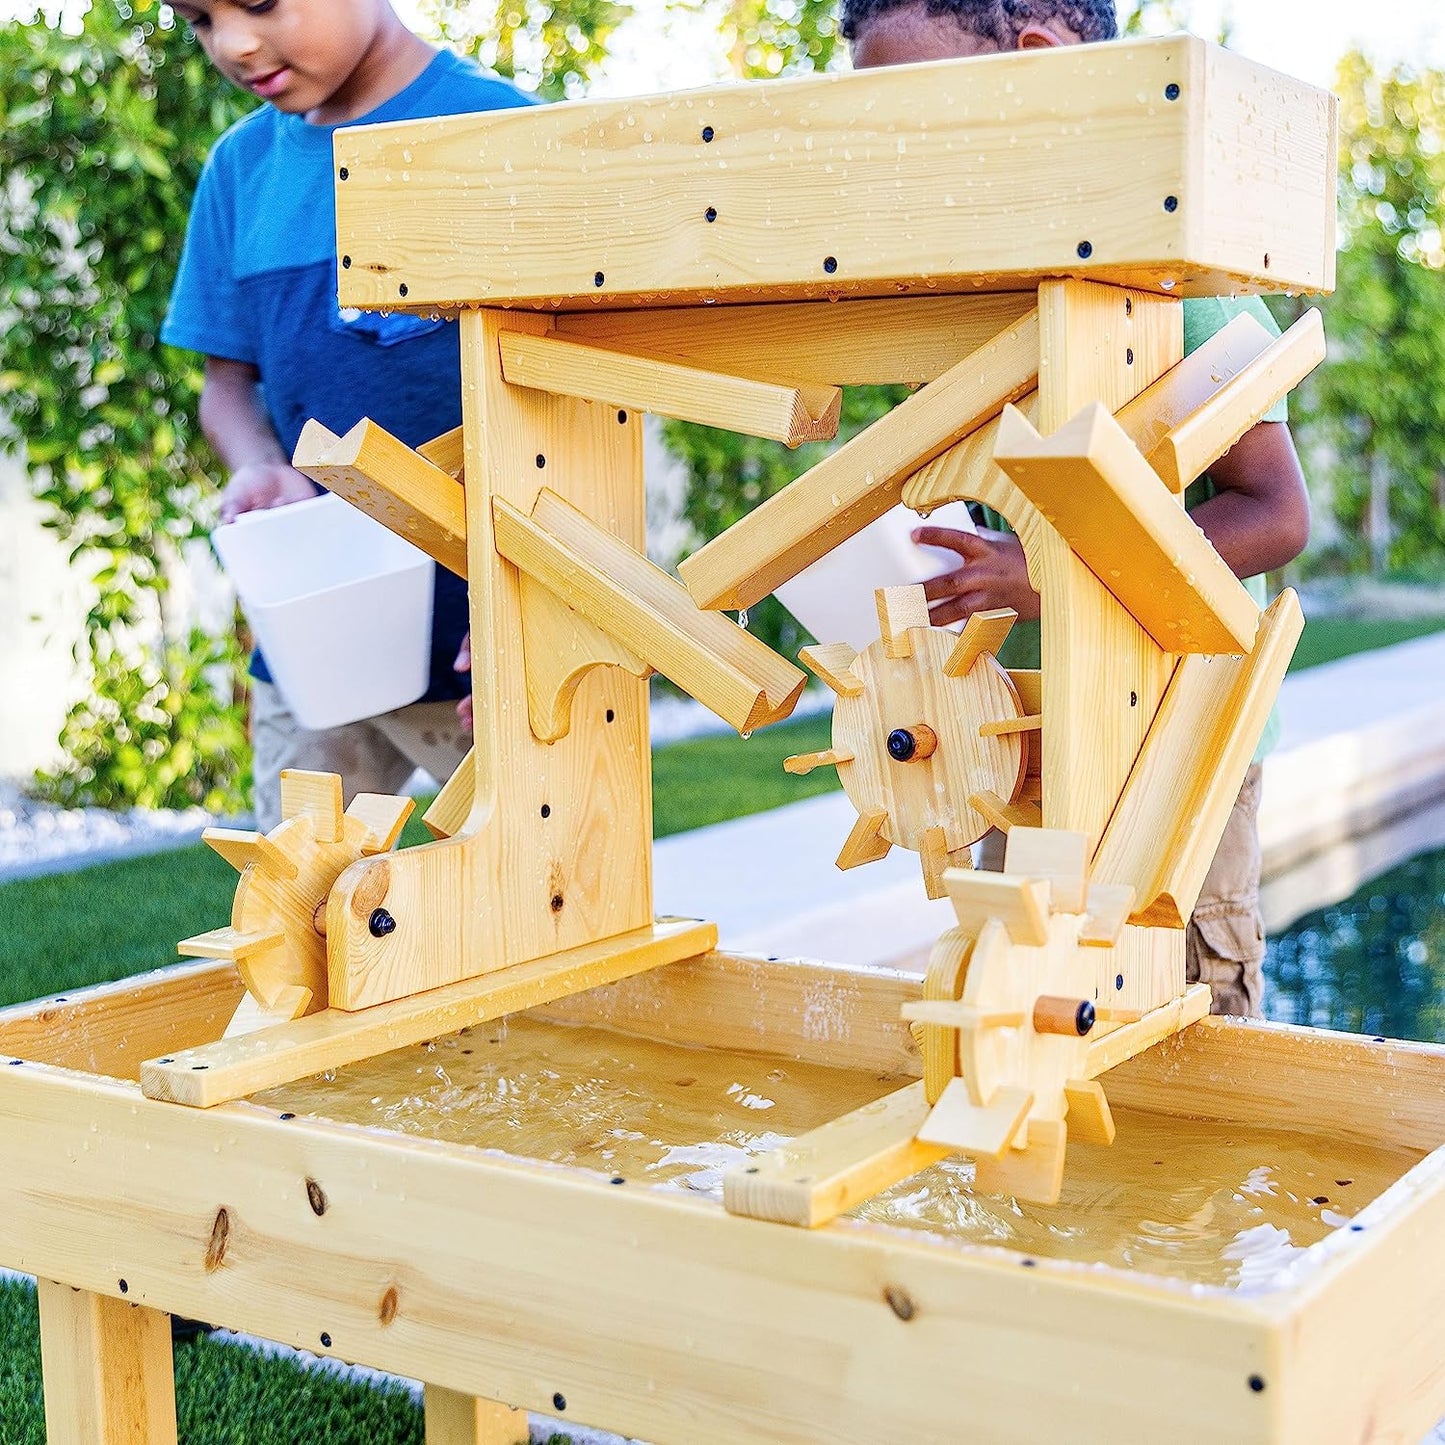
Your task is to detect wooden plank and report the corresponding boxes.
[723,1080,950,1227]
[993,400,1260,655]
[555,293,1039,386]
[293,418,469,579]
[1106,1015,1445,1155]
[499,331,841,447]
[38,1280,176,1445]
[1092,591,1305,928]
[1150,309,1327,492]
[140,918,716,1108]
[423,1387,528,1445]
[678,310,1040,612]
[494,489,805,735]
[1003,829,1089,913]
[1032,281,1182,891]
[1111,311,1275,477]
[0,1060,1290,1443]
[903,391,1040,515]
[423,751,475,840]
[333,37,1334,311]
[1084,985,1212,1079]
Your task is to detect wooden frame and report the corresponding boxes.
[3,957,1445,1444]
[333,38,1335,312]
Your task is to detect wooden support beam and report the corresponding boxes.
[1149,309,1327,492]
[423,1387,528,1445]
[292,418,468,578]
[494,490,805,736]
[499,331,841,447]
[1092,590,1305,927]
[334,38,1335,312]
[678,311,1039,612]
[994,401,1259,655]
[38,1280,177,1445]
[1111,311,1274,473]
[141,918,716,1108]
[722,1080,950,1227]
[1083,984,1212,1078]
[555,293,1039,387]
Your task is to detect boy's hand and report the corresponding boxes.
[455,632,472,730]
[912,526,1040,626]
[219,462,319,524]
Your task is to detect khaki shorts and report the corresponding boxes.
[1186,764,1266,1019]
[975,765,1267,1019]
[250,679,472,834]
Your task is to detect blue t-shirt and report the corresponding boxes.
[163,51,533,700]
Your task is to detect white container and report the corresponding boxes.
[774,501,977,650]
[213,492,435,730]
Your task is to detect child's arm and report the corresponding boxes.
[912,420,1310,625]
[200,357,320,524]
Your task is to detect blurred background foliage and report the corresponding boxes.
[1,0,1442,809]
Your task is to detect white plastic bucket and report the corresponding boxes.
[774,501,977,651]
[213,492,435,730]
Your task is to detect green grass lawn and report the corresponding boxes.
[0,609,1440,1436]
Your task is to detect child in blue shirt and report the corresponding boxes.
[843,0,1313,1018]
[162,0,531,830]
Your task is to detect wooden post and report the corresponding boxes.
[423,1387,528,1445]
[37,1280,176,1445]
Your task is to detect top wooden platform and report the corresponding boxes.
[333,36,1337,313]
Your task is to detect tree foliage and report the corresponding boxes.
[1289,52,1445,577]
[0,0,253,810]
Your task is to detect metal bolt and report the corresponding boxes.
[369,907,397,938]
[888,729,918,763]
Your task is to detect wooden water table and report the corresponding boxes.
[8,34,1445,1444]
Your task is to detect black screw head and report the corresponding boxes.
[887,729,918,763]
[553,1392,568,1412]
[1115,974,1125,992]
[368,907,397,938]
[1074,1000,1097,1036]
[593,270,605,287]
[540,804,551,819]
[341,255,352,269]
[1164,194,1179,213]
[535,454,546,468]
[823,255,838,274]
[705,206,718,222]
[338,166,349,180]
[1077,241,1094,259]
[1126,348,1135,365]
[398,283,408,298]
[118,1279,128,1294]
[320,1332,332,1348]
[701,125,715,142]
[1165,82,1181,101]
[1248,1375,1266,1394]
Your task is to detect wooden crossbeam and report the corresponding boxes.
[1091,590,1305,927]
[499,331,842,447]
[292,418,468,578]
[141,918,716,1108]
[678,311,1040,612]
[494,489,805,736]
[1149,309,1327,492]
[993,402,1260,655]
[555,293,1039,387]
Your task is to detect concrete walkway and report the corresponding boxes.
[655,633,1445,966]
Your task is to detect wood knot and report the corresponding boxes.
[348,858,392,920]
[205,1208,231,1272]
[378,1286,400,1326]
[883,1285,915,1321]
[305,1178,327,1217]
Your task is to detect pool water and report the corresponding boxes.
[1267,846,1445,1041]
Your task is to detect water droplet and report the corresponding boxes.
[737,609,749,629]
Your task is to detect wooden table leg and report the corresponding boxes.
[423,1386,528,1444]
[37,1279,176,1445]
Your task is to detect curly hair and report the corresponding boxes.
[839,0,1119,46]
